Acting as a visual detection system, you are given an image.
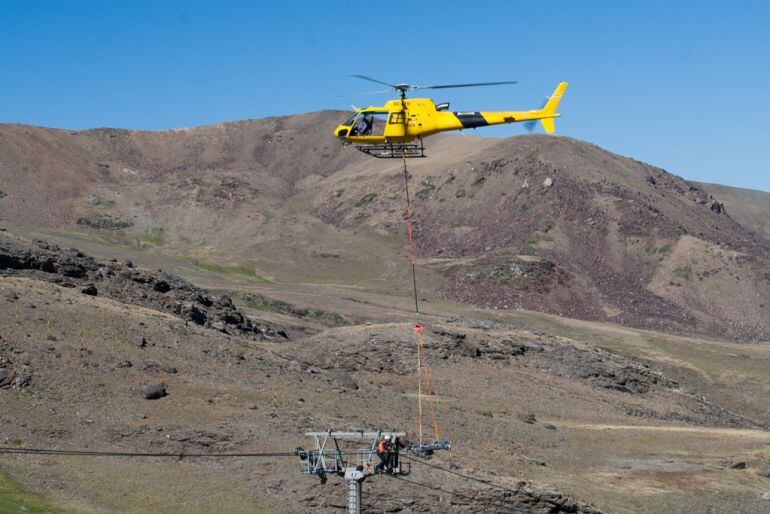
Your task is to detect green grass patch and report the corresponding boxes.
[646,244,671,255]
[90,229,163,250]
[189,259,268,282]
[673,266,691,280]
[141,227,165,246]
[415,180,436,200]
[0,471,63,513]
[354,192,377,207]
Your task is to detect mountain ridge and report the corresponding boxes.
[1,112,768,341]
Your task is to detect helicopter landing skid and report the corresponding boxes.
[356,141,425,159]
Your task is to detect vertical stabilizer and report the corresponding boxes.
[540,82,568,133]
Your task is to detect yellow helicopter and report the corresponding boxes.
[334,75,568,158]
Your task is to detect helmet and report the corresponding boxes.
[384,435,392,441]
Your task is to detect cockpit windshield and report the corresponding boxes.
[342,114,358,126]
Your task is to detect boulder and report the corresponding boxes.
[328,369,358,390]
[180,303,206,325]
[14,375,32,388]
[220,176,241,188]
[153,280,170,293]
[543,423,557,431]
[517,413,536,424]
[141,383,167,400]
[81,284,98,296]
[730,461,747,469]
[59,264,87,278]
[133,336,147,348]
[709,200,725,214]
[0,368,12,388]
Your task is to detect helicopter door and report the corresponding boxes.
[384,111,406,140]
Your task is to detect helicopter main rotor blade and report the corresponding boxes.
[350,74,399,89]
[411,80,518,90]
[334,89,393,98]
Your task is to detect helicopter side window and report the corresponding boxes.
[348,112,388,137]
[389,113,405,124]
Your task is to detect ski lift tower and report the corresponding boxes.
[295,429,450,513]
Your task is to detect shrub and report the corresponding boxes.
[355,193,376,207]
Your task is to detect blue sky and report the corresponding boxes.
[1,1,768,191]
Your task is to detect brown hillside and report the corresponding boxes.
[0,113,768,341]
[3,232,770,513]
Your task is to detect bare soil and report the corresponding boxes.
[1,231,770,513]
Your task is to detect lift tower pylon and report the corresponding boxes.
[295,430,450,513]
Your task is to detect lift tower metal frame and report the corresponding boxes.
[295,430,451,513]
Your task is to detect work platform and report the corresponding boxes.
[295,430,451,514]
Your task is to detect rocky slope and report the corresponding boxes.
[0,114,768,341]
[3,233,770,512]
[0,232,287,341]
[693,181,770,241]
[0,235,611,513]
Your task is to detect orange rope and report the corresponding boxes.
[402,148,442,446]
[416,327,440,440]
[416,327,423,446]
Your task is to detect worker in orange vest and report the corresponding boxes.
[374,435,393,473]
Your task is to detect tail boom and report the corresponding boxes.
[439,81,568,134]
